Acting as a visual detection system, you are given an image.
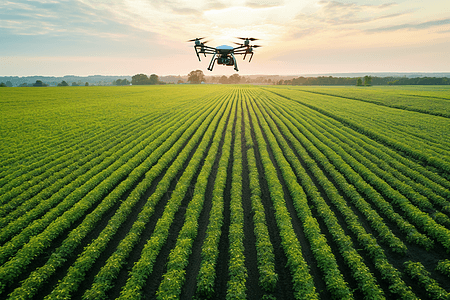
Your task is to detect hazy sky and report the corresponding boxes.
[1,0,449,76]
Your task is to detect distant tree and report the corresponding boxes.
[58,80,69,86]
[364,75,372,86]
[131,74,149,85]
[85,82,89,86]
[188,70,205,84]
[219,75,228,84]
[19,82,28,87]
[149,74,159,85]
[113,79,130,86]
[72,82,79,86]
[33,80,48,87]
[356,78,363,86]
[228,74,241,84]
[0,82,6,87]
[177,79,184,84]
[6,81,12,87]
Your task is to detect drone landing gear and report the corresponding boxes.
[230,53,239,72]
[207,53,217,71]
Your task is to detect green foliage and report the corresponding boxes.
[1,85,449,300]
[188,69,205,84]
[131,73,162,85]
[57,80,69,86]
[113,79,130,85]
[436,260,450,278]
[404,261,449,300]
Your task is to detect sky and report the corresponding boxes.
[1,0,450,76]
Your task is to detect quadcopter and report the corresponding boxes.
[188,37,261,72]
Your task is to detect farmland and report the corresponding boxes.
[1,85,450,299]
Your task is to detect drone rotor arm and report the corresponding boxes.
[202,45,217,51]
[232,45,247,51]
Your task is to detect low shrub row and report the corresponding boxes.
[404,261,449,300]
[249,97,353,299]
[3,100,216,299]
[156,95,234,299]
[226,94,247,300]
[118,94,228,299]
[246,95,318,300]
[258,91,416,299]
[242,93,278,292]
[195,97,235,299]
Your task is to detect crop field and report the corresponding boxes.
[1,85,450,300]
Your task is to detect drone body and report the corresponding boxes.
[188,37,260,72]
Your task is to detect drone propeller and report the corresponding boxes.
[187,37,206,42]
[252,45,262,48]
[236,37,259,41]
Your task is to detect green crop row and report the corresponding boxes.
[195,99,235,299]
[7,94,221,299]
[80,94,228,300]
[299,108,450,217]
[256,90,417,299]
[0,103,207,296]
[118,94,228,299]
[265,92,435,246]
[155,93,235,300]
[0,86,205,176]
[245,94,318,300]
[286,108,450,251]
[0,127,84,177]
[0,107,152,200]
[436,260,450,278]
[248,95,353,299]
[0,111,165,223]
[295,87,450,118]
[267,95,420,252]
[0,107,189,267]
[2,85,449,299]
[270,88,450,175]
[226,93,247,300]
[404,261,450,300]
[283,87,450,159]
[255,92,387,299]
[242,93,278,293]
[0,115,166,242]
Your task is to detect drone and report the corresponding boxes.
[188,37,261,72]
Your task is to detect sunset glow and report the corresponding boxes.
[1,0,449,76]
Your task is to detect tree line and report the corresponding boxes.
[2,73,449,87]
[278,76,450,86]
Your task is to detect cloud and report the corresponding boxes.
[2,0,450,76]
[204,0,227,10]
[295,1,402,26]
[0,0,111,36]
[367,18,450,33]
[245,0,284,9]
